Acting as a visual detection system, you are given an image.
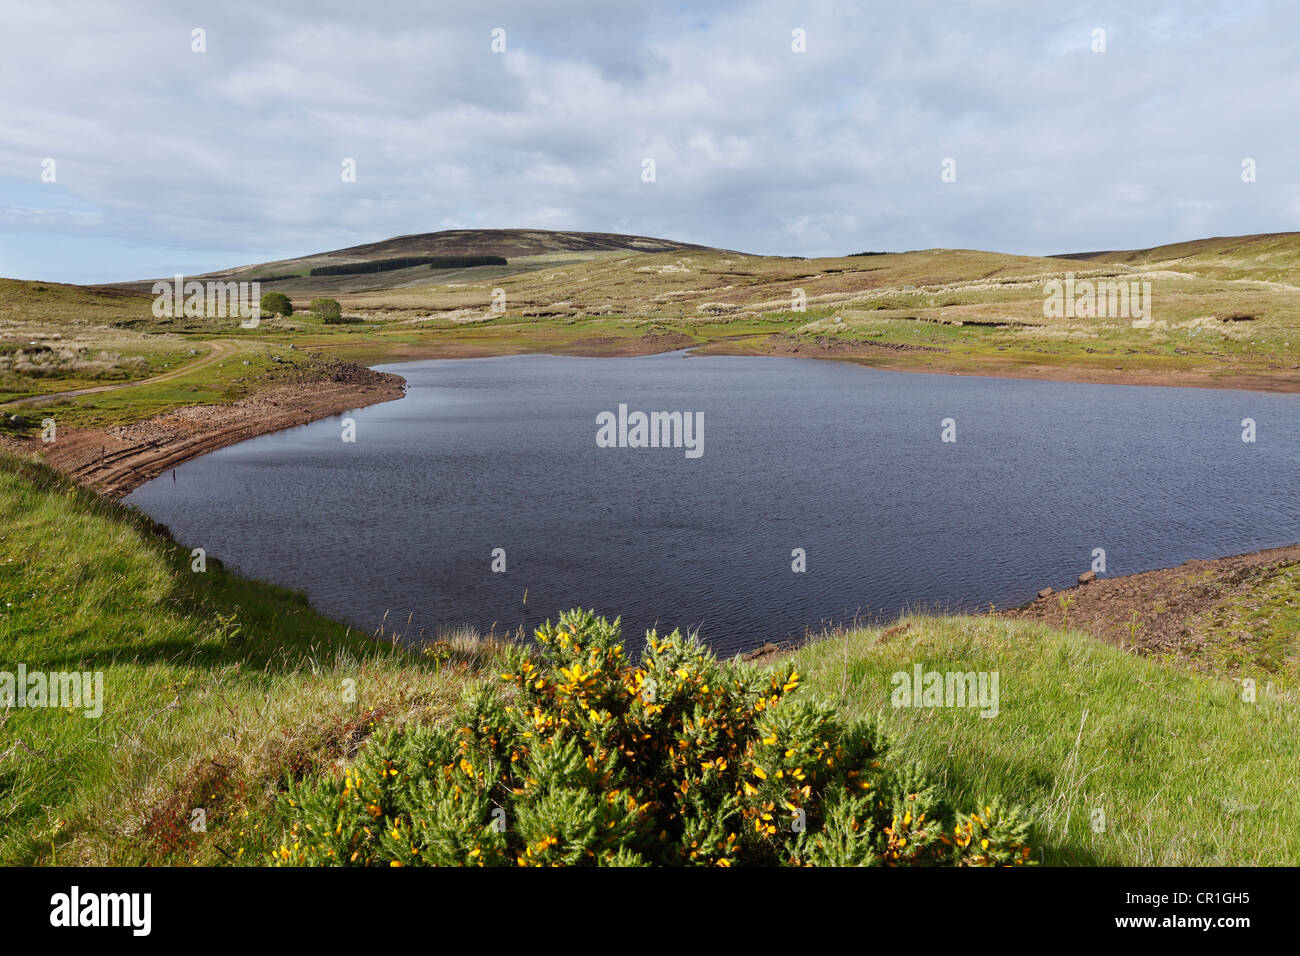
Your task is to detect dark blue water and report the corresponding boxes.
[125,353,1300,656]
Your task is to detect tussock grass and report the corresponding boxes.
[0,346,147,379]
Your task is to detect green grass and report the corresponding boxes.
[9,342,300,430]
[0,330,202,405]
[0,278,152,324]
[1195,564,1300,680]
[0,452,478,865]
[791,616,1300,865]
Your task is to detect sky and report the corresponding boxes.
[1,0,1297,283]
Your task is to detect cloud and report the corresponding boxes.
[0,0,1295,281]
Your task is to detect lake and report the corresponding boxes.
[125,352,1300,656]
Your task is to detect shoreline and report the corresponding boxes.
[743,541,1300,669]
[13,348,1296,676]
[309,332,1300,395]
[17,337,1295,502]
[35,364,406,498]
[1003,541,1300,669]
[696,337,1300,395]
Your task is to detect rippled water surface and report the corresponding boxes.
[126,353,1300,655]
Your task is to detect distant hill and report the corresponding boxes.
[209,229,721,280]
[15,228,1300,300]
[1054,231,1300,282]
[101,229,729,295]
[0,277,150,323]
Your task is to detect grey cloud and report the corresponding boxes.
[0,0,1296,282]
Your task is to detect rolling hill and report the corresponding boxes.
[212,228,721,281]
[3,228,1297,408]
[93,227,1300,298]
[1056,231,1300,282]
[105,228,729,296]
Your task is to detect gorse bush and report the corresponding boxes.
[270,610,1032,866]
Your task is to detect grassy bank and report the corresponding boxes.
[792,617,1298,865]
[0,452,487,864]
[1,449,1294,865]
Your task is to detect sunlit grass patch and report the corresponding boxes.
[792,615,1300,865]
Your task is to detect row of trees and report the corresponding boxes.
[308,254,506,277]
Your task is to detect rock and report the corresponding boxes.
[1037,587,1053,599]
[1077,570,1096,585]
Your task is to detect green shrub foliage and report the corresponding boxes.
[270,610,1032,866]
[309,298,343,322]
[259,291,293,317]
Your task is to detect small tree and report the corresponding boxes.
[309,298,343,323]
[260,292,293,317]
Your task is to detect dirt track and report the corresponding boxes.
[1,340,240,408]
